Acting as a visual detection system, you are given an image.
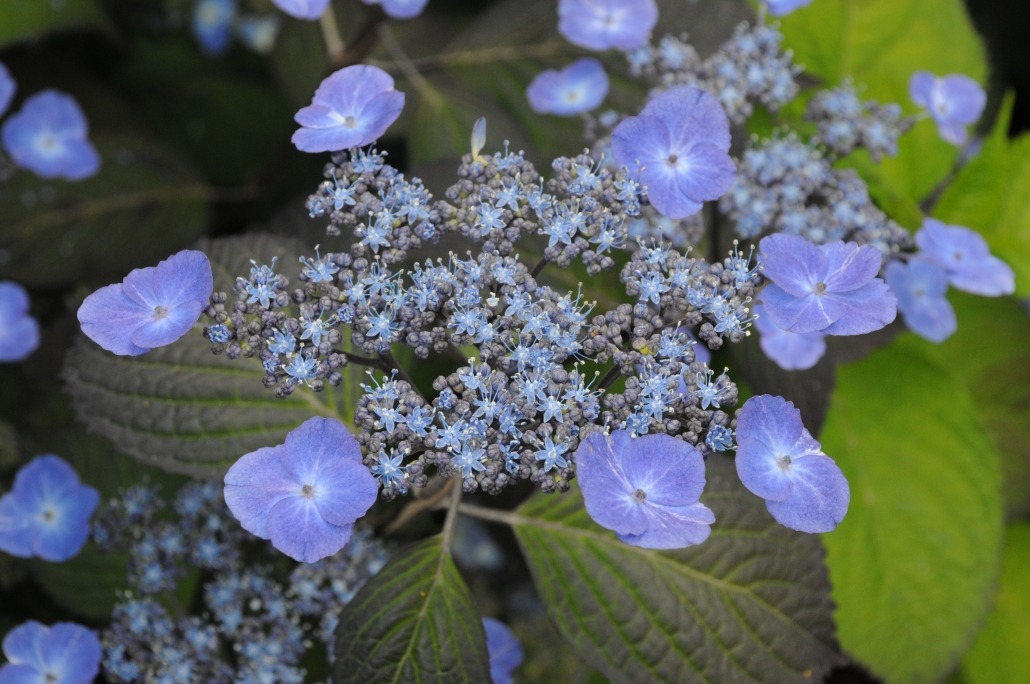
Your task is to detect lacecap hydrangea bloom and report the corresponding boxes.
[483,618,523,684]
[77,249,213,356]
[885,258,957,343]
[558,0,658,51]
[526,58,609,116]
[0,620,101,684]
[224,417,379,562]
[292,64,405,153]
[0,281,40,362]
[611,86,735,219]
[361,0,429,20]
[909,71,986,145]
[576,430,714,549]
[758,233,897,335]
[765,0,813,16]
[735,395,849,533]
[752,301,826,371]
[271,0,329,21]
[0,455,99,562]
[915,218,1015,296]
[1,89,100,181]
[0,62,14,117]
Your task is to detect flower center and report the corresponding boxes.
[41,506,57,523]
[634,488,647,503]
[301,483,315,498]
[776,454,792,470]
[666,153,679,165]
[813,281,827,295]
[343,115,358,129]
[153,305,169,320]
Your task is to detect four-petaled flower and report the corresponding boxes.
[0,281,40,363]
[758,233,897,335]
[0,455,99,562]
[735,395,849,533]
[77,249,214,356]
[1,90,100,180]
[292,65,405,153]
[909,71,986,145]
[526,58,609,116]
[611,86,736,218]
[271,0,330,20]
[0,620,101,684]
[914,218,1015,297]
[558,0,658,52]
[224,417,379,563]
[576,430,714,549]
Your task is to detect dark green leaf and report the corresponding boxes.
[821,338,1003,683]
[333,536,491,684]
[0,0,110,48]
[61,234,359,478]
[513,456,842,684]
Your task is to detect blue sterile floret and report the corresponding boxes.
[361,0,429,19]
[558,0,658,52]
[764,0,813,16]
[192,0,235,54]
[885,258,957,343]
[0,281,40,362]
[576,430,715,549]
[0,620,101,684]
[1,89,100,180]
[752,301,827,370]
[735,395,849,533]
[0,62,15,117]
[526,58,609,116]
[0,455,99,562]
[909,71,986,145]
[914,218,1015,296]
[271,0,329,20]
[483,617,524,684]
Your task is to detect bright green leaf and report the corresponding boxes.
[0,0,110,48]
[512,456,842,684]
[821,338,1003,683]
[333,536,491,684]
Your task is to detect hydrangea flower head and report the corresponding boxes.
[558,0,658,51]
[909,71,986,145]
[735,395,849,533]
[292,65,405,153]
[765,0,813,16]
[77,249,213,356]
[483,617,523,684]
[271,0,330,20]
[576,430,714,549]
[0,62,15,118]
[753,301,826,370]
[885,258,957,342]
[915,218,1015,296]
[0,455,99,562]
[0,281,40,362]
[611,86,735,219]
[361,0,429,19]
[192,0,236,54]
[0,620,101,684]
[758,233,897,335]
[526,58,609,116]
[1,90,100,180]
[223,417,379,563]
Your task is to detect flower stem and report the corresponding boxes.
[457,502,521,527]
[319,6,346,67]
[439,478,464,553]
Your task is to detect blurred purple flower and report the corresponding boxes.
[361,0,429,19]
[765,0,813,16]
[885,258,957,342]
[224,417,379,563]
[909,71,985,145]
[483,617,523,684]
[77,249,213,356]
[0,282,39,362]
[0,62,15,118]
[611,86,735,218]
[271,0,329,20]
[735,395,849,533]
[192,0,236,54]
[0,621,101,684]
[292,65,405,153]
[526,58,609,116]
[558,0,658,51]
[576,430,714,549]
[758,233,896,335]
[915,218,1015,296]
[1,90,100,180]
[753,301,826,370]
[0,455,99,562]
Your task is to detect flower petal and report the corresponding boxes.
[764,455,850,533]
[266,496,354,563]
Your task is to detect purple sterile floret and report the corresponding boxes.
[758,233,897,335]
[271,0,330,20]
[885,258,957,343]
[909,71,986,145]
[0,281,40,362]
[576,430,714,549]
[292,64,405,153]
[735,395,849,533]
[0,455,99,562]
[611,86,735,219]
[0,89,100,181]
[765,0,813,16]
[0,62,15,118]
[77,249,213,356]
[753,301,826,370]
[361,0,429,19]
[915,218,1015,296]
[0,620,101,684]
[526,58,609,116]
[224,417,379,563]
[192,0,236,55]
[483,617,523,684]
[558,0,658,52]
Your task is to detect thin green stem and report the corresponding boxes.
[457,502,521,527]
[439,479,464,553]
[368,40,572,75]
[319,6,346,66]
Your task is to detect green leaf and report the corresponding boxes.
[333,536,491,684]
[820,338,1003,683]
[0,0,110,48]
[960,523,1030,684]
[0,132,208,288]
[512,456,842,683]
[61,234,359,478]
